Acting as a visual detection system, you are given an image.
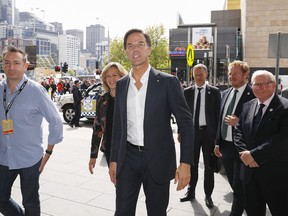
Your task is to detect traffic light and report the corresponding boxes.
[55,65,61,72]
[62,62,68,73]
[96,69,102,75]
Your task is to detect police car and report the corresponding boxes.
[56,83,104,123]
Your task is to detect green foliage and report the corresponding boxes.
[105,24,170,72]
[145,24,171,71]
[108,37,130,70]
[67,69,76,77]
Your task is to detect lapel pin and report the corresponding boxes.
[269,108,273,112]
[208,91,211,94]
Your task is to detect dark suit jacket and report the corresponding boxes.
[110,68,194,184]
[234,95,288,183]
[72,86,82,105]
[184,85,221,144]
[215,84,255,147]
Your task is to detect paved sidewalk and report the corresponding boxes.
[4,119,271,216]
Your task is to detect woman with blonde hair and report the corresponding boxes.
[89,62,127,173]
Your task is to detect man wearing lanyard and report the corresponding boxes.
[0,46,63,216]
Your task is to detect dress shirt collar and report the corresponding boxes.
[195,83,207,91]
[233,82,247,95]
[4,75,28,93]
[257,93,274,107]
[128,65,151,84]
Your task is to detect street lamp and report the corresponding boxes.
[208,36,214,84]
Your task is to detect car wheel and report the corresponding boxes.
[63,105,75,123]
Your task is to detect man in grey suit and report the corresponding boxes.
[234,70,288,215]
[179,64,221,208]
[109,29,194,216]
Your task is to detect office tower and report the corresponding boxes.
[86,24,105,55]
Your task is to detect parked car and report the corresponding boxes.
[56,83,104,123]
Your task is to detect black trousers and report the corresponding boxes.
[243,163,288,216]
[221,140,245,216]
[70,103,81,126]
[115,143,170,216]
[189,127,214,198]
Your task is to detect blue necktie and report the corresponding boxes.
[221,89,238,140]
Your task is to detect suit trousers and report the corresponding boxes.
[220,140,245,216]
[189,127,214,198]
[243,162,288,216]
[70,103,81,126]
[115,143,170,216]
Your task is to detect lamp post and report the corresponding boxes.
[208,36,214,85]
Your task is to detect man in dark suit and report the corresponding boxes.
[69,80,82,127]
[109,29,194,216]
[179,64,220,208]
[234,70,288,215]
[214,60,255,216]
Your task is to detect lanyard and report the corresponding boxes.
[3,80,28,119]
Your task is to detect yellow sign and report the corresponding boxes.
[186,44,194,67]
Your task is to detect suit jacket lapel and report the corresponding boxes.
[257,95,280,130]
[205,85,212,117]
[190,86,195,117]
[144,69,159,119]
[249,100,258,136]
[121,75,130,116]
[221,88,233,117]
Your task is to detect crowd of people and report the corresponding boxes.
[0,28,287,216]
[39,76,98,102]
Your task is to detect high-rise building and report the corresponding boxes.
[0,0,15,25]
[59,34,80,68]
[86,24,105,55]
[66,29,83,51]
[50,22,63,35]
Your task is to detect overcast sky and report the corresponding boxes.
[16,0,226,39]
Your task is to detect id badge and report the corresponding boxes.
[2,119,14,135]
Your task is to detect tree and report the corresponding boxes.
[108,37,130,69]
[105,25,170,72]
[145,24,170,71]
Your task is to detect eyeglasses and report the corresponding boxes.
[252,82,273,88]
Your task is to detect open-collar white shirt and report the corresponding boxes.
[127,65,151,146]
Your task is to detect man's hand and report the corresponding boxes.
[174,163,191,191]
[224,114,239,127]
[89,158,96,174]
[214,146,222,157]
[177,133,181,143]
[109,162,117,185]
[39,154,49,174]
[240,151,259,167]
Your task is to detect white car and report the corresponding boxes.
[56,83,104,123]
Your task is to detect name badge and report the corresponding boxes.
[2,119,14,135]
